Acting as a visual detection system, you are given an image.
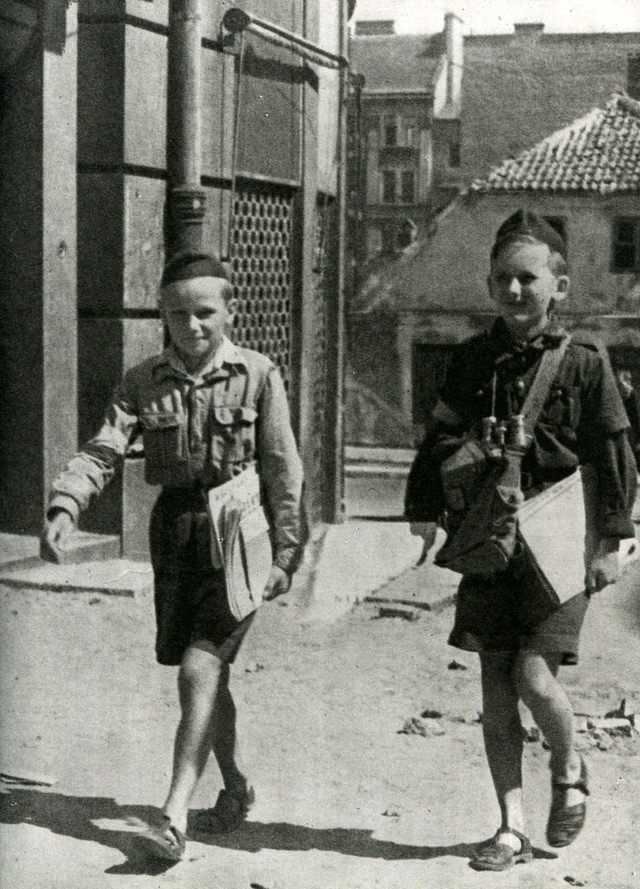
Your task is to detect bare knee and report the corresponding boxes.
[179,644,228,697]
[515,652,561,708]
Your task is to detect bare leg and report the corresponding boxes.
[515,651,584,806]
[479,651,525,846]
[162,641,247,832]
[210,672,250,795]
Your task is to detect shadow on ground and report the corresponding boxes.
[187,810,556,864]
[0,788,178,876]
[0,787,557,874]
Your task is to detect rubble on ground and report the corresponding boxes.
[398,716,446,737]
[574,699,639,750]
[376,605,421,621]
[399,699,638,749]
[381,807,401,818]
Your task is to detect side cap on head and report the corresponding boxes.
[161,250,230,287]
[491,210,567,261]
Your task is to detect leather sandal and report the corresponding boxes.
[546,756,589,847]
[139,816,186,861]
[194,785,255,834]
[469,828,533,871]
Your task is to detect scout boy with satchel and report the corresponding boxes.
[406,211,636,872]
[434,331,570,578]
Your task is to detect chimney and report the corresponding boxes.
[444,12,463,109]
[513,22,545,35]
[628,53,640,101]
[355,20,395,36]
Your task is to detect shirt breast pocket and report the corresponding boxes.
[543,385,581,430]
[211,405,258,465]
[140,411,185,467]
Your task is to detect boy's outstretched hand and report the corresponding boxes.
[263,565,291,600]
[41,510,75,563]
[409,521,438,550]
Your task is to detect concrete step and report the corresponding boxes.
[0,532,120,573]
[345,464,409,478]
[345,446,415,465]
[0,559,152,597]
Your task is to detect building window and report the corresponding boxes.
[397,217,418,249]
[447,120,462,168]
[381,170,396,203]
[380,170,416,204]
[366,225,382,256]
[383,116,398,146]
[400,170,415,203]
[381,224,397,254]
[366,115,380,140]
[612,217,640,272]
[404,118,417,147]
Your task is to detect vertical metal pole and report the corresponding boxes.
[325,0,348,523]
[166,0,205,254]
[347,71,365,301]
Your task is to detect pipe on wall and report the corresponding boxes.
[166,0,205,255]
[222,7,349,70]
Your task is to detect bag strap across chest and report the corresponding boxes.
[519,334,571,438]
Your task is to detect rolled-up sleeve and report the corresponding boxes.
[592,431,637,539]
[578,348,637,540]
[256,367,304,574]
[48,382,140,522]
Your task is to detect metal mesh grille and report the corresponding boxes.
[306,198,332,523]
[229,186,293,387]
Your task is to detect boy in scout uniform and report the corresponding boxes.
[406,211,636,871]
[43,251,304,861]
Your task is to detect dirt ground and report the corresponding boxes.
[1,550,639,889]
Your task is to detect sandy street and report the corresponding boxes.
[1,552,639,889]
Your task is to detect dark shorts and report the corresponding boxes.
[448,544,589,665]
[149,488,255,666]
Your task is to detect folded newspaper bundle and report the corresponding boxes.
[206,464,273,621]
[518,465,598,605]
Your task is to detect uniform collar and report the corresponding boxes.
[491,317,567,366]
[152,336,247,383]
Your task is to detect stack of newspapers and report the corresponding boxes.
[518,466,598,605]
[206,464,273,621]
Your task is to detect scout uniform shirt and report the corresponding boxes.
[49,336,303,575]
[405,318,636,543]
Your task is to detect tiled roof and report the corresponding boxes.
[350,33,444,93]
[471,95,640,194]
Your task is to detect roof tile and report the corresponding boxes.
[471,95,640,194]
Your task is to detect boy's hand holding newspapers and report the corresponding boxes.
[586,538,619,594]
[263,565,291,600]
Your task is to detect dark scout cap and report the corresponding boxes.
[161,250,229,287]
[491,210,567,260]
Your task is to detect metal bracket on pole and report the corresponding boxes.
[222,7,349,70]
